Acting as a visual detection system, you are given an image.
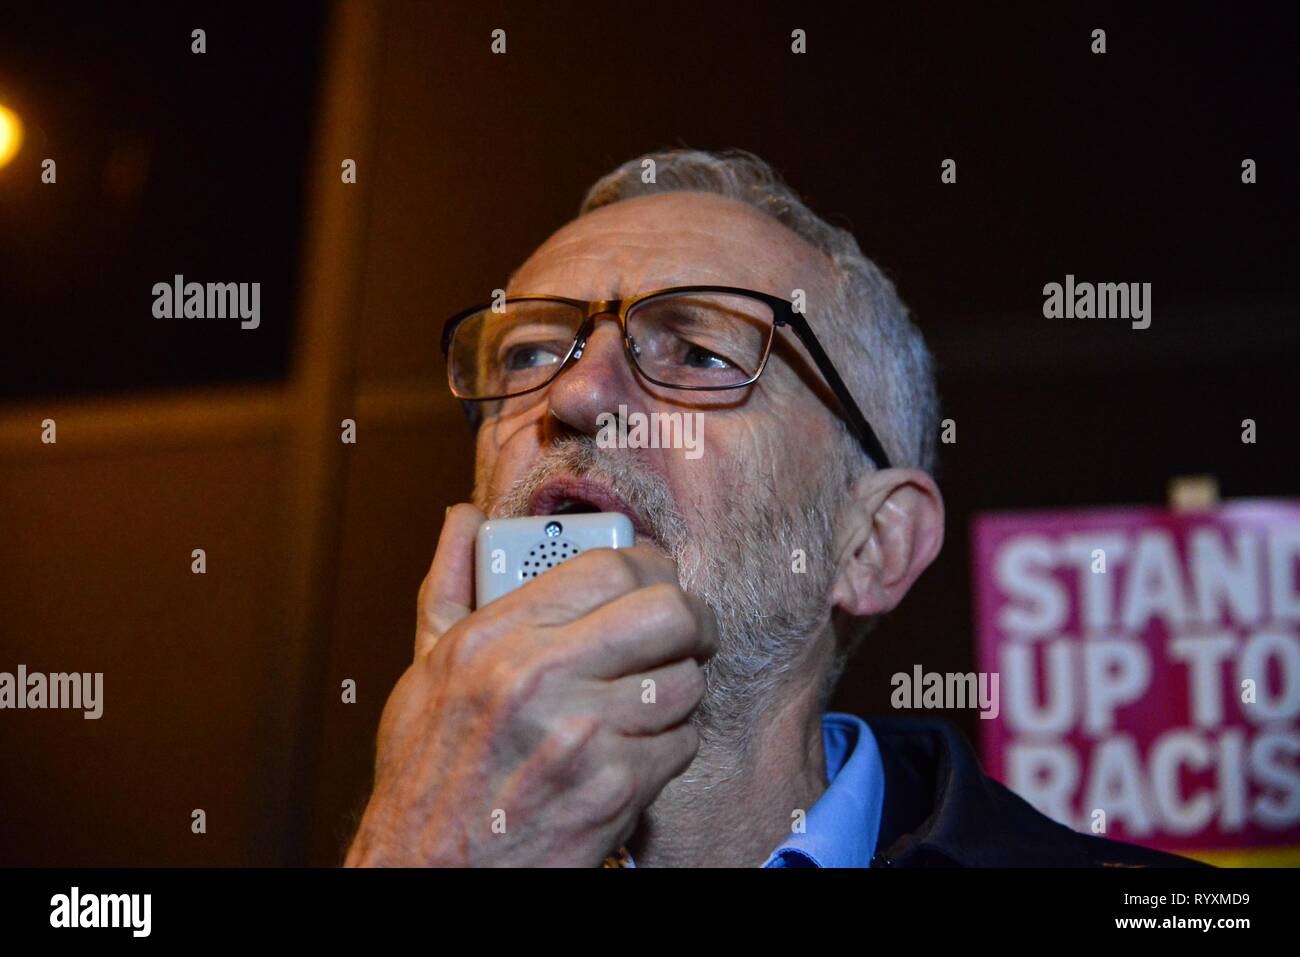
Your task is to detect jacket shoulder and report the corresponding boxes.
[863,716,1210,868]
[984,774,1211,868]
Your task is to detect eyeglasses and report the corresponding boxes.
[440,285,892,469]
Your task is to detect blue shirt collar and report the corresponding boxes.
[761,712,885,868]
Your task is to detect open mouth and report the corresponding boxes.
[528,476,653,540]
[552,501,601,515]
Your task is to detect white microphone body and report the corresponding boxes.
[474,512,636,607]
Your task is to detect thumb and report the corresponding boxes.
[415,503,485,659]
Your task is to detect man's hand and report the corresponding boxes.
[344,503,718,867]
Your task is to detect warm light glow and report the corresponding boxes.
[0,104,23,168]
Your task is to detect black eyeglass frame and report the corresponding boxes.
[439,284,893,469]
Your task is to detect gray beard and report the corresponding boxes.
[478,436,845,786]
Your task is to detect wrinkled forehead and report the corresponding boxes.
[508,191,837,302]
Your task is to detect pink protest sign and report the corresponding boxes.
[972,501,1300,862]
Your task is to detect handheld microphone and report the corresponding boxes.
[474,512,636,607]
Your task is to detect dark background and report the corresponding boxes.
[0,2,324,397]
[0,1,1296,865]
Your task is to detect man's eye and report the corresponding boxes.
[503,345,562,370]
[682,344,732,370]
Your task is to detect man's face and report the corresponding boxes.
[471,191,856,749]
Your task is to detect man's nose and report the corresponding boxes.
[545,314,644,438]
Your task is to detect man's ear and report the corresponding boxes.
[830,468,945,618]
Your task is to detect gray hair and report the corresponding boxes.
[579,149,939,475]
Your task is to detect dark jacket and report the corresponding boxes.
[864,716,1209,868]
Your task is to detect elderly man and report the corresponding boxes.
[344,149,1197,868]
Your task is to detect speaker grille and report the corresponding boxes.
[520,538,582,580]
